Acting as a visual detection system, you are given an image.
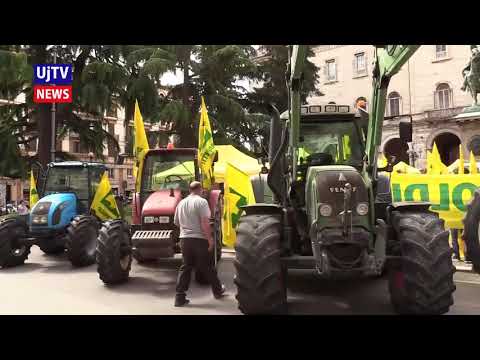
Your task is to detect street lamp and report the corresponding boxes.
[51,46,57,163]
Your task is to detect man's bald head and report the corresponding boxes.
[189,181,202,194]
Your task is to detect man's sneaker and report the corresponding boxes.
[174,297,190,307]
[214,284,227,299]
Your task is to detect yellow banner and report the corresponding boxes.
[391,172,480,228]
[90,172,121,221]
[30,171,39,208]
[198,97,216,189]
[222,163,256,248]
[133,100,149,192]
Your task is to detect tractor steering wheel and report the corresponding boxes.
[164,175,184,183]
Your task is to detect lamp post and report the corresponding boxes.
[50,47,57,163]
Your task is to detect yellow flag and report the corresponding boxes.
[222,163,256,248]
[90,172,121,221]
[470,151,478,175]
[133,100,150,192]
[459,145,465,175]
[30,171,39,208]
[198,97,216,189]
[430,142,448,175]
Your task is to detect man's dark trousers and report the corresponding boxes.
[176,238,223,298]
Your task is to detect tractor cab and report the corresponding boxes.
[41,162,106,214]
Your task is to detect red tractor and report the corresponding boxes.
[95,147,223,285]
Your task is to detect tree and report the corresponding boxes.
[247,45,322,113]
[159,45,260,153]
[0,45,175,177]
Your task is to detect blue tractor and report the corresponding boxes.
[0,161,108,268]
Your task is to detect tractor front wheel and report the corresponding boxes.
[96,220,132,285]
[388,210,455,314]
[233,213,287,314]
[66,215,99,267]
[0,217,30,268]
[462,189,480,272]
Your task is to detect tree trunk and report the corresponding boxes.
[36,103,53,168]
[29,46,52,169]
[177,47,195,148]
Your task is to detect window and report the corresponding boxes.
[353,52,367,76]
[108,168,115,179]
[434,83,452,109]
[71,140,81,153]
[436,45,447,59]
[325,59,337,82]
[127,168,133,178]
[387,92,402,116]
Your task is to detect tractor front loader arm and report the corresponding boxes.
[366,45,420,172]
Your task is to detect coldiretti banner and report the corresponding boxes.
[390,172,480,229]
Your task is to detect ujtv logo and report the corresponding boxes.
[33,64,73,103]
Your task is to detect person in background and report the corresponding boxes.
[17,200,29,215]
[173,181,226,307]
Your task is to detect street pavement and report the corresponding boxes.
[1,246,480,315]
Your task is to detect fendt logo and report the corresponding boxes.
[33,64,73,103]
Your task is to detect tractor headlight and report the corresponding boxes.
[32,215,48,224]
[356,203,369,216]
[319,204,333,217]
[144,216,155,224]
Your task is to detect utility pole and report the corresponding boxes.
[50,47,57,163]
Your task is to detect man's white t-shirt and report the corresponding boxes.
[174,194,211,239]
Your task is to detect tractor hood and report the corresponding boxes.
[30,193,77,229]
[305,165,370,231]
[142,190,182,216]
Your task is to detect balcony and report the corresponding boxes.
[425,106,466,121]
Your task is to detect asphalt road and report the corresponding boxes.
[1,246,480,315]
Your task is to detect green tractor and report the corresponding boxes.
[233,45,456,315]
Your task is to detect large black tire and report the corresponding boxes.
[388,210,455,314]
[0,217,30,268]
[96,220,132,285]
[462,189,480,272]
[66,215,99,267]
[233,213,287,314]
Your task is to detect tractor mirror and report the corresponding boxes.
[399,121,412,143]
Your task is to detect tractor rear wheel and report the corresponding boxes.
[96,220,132,285]
[0,217,30,268]
[66,215,99,267]
[388,210,455,314]
[233,213,287,314]
[462,188,480,272]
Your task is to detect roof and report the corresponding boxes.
[49,161,106,168]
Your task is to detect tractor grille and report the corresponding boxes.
[132,230,173,241]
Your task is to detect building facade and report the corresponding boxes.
[308,45,476,169]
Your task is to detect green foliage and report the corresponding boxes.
[248,45,321,113]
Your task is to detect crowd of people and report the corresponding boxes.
[0,200,29,216]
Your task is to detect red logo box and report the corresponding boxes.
[33,85,72,103]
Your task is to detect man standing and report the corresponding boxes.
[174,181,226,307]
